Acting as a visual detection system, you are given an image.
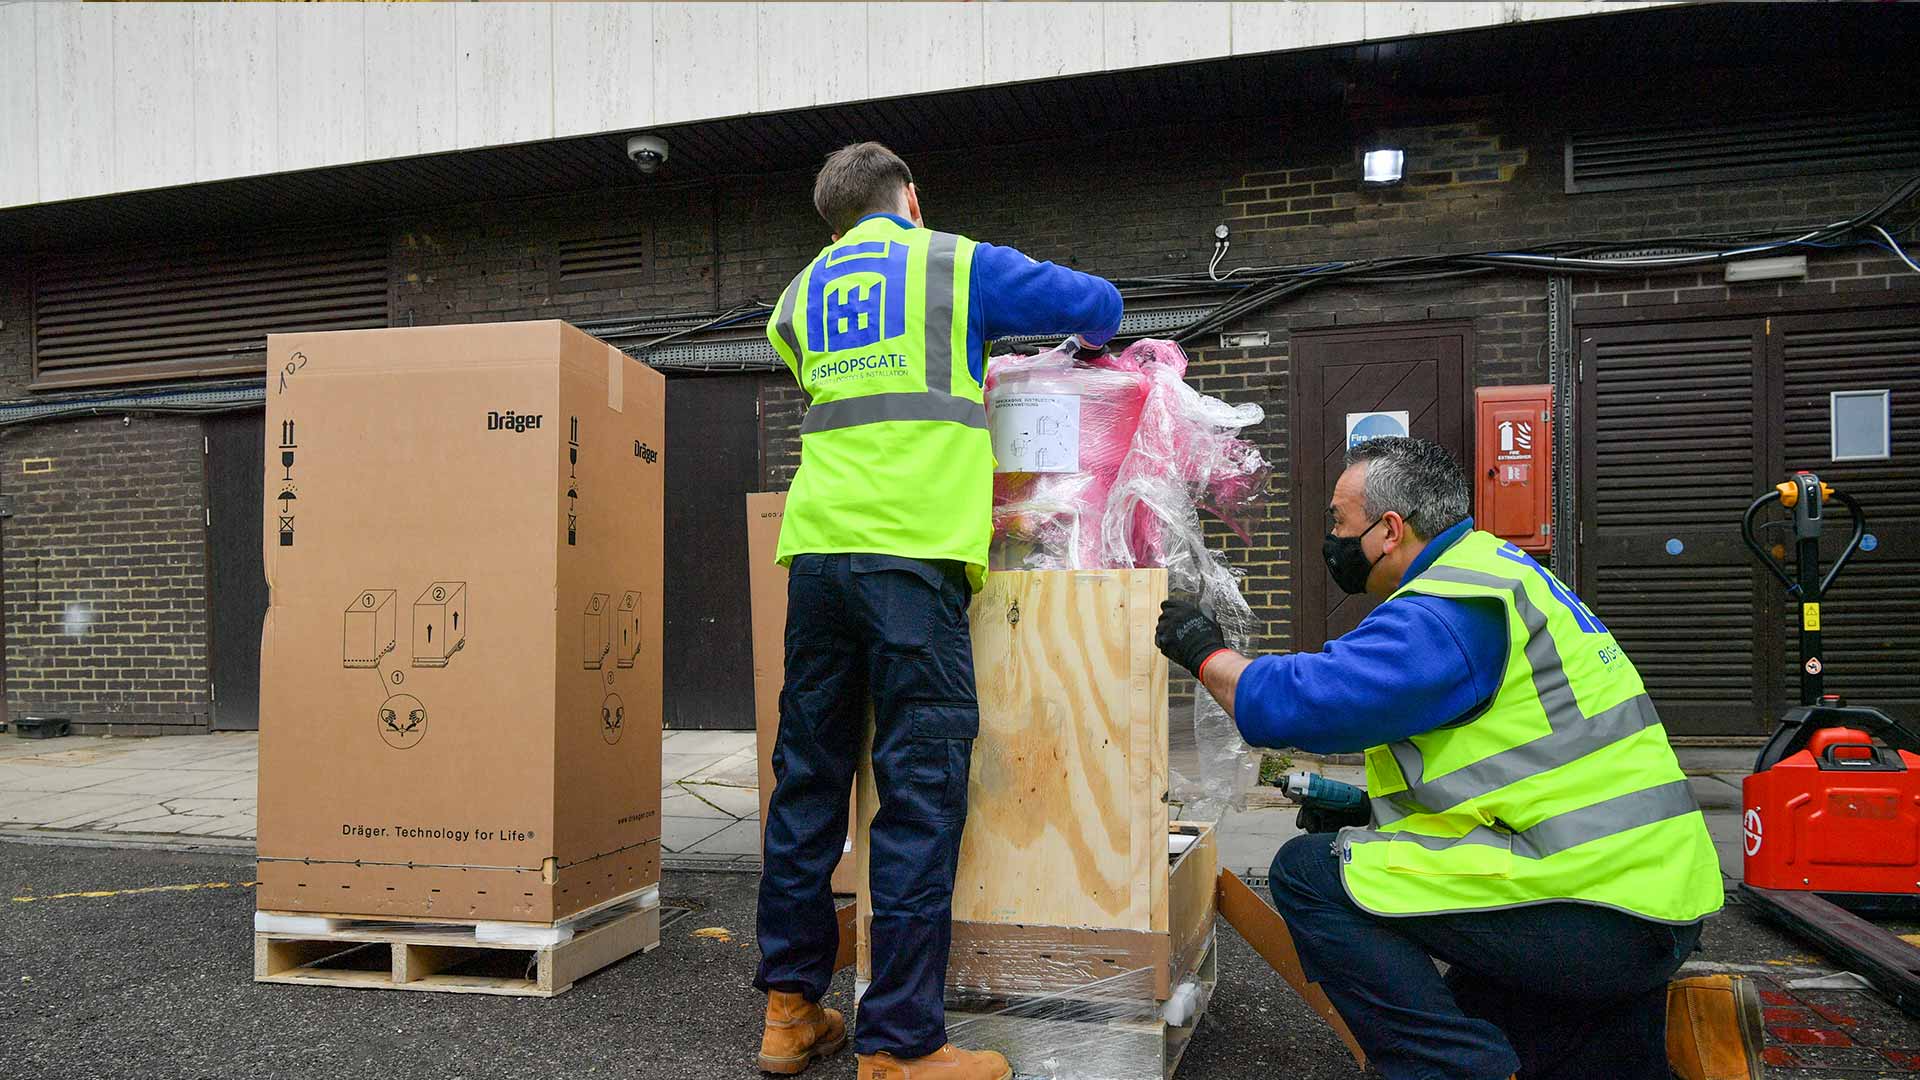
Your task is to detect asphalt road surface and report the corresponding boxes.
[5,837,1918,1079]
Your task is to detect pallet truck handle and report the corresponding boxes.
[1738,483,1866,601]
[1818,490,1867,599]
[1739,489,1796,593]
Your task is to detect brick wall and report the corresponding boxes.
[0,417,210,734]
[0,102,1914,729]
[0,257,215,733]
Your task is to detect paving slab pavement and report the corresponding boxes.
[0,733,256,840]
[0,730,770,862]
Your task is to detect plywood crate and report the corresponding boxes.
[854,569,1217,1079]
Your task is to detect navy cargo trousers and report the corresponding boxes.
[1268,831,1703,1080]
[754,553,978,1059]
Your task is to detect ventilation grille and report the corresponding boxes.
[32,231,389,389]
[1589,330,1757,527]
[1565,109,1920,194]
[557,233,650,283]
[1593,564,1757,706]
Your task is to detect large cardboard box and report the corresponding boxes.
[257,321,664,924]
[747,492,857,895]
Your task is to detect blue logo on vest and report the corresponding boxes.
[807,241,909,352]
[1496,541,1609,635]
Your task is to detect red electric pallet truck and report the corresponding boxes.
[1739,471,1920,1017]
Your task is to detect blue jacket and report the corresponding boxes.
[1234,519,1510,755]
[856,213,1123,385]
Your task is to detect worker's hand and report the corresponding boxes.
[1296,801,1371,834]
[1066,333,1110,361]
[1156,599,1229,678]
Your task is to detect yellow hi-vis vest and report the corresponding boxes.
[766,217,992,590]
[1338,529,1724,924]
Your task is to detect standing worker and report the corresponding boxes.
[754,142,1123,1080]
[1154,436,1763,1080]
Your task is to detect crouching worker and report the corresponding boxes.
[1155,436,1762,1080]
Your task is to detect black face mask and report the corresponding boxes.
[1323,516,1386,596]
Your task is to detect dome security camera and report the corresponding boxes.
[626,134,669,174]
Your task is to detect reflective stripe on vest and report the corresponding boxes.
[1351,778,1700,861]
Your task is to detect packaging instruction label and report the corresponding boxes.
[990,393,1081,473]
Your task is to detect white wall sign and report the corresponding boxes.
[1345,410,1409,449]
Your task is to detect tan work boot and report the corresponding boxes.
[759,990,848,1075]
[857,1043,1012,1080]
[1668,974,1766,1080]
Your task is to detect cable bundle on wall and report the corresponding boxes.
[1149,173,1920,345]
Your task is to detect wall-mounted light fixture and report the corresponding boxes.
[1362,148,1405,185]
[1724,255,1807,283]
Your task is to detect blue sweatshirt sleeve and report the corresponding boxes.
[1233,595,1509,755]
[972,242,1123,347]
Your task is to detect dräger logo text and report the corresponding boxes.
[634,441,659,464]
[487,410,543,433]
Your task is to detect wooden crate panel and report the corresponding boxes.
[857,569,1170,934]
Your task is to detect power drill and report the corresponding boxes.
[1276,770,1368,814]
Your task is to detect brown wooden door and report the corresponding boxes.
[1291,322,1472,651]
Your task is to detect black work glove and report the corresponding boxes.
[1296,801,1371,835]
[1067,333,1110,362]
[1156,598,1229,678]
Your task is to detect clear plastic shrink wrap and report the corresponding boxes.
[985,340,1269,819]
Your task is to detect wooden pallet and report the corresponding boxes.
[254,888,660,997]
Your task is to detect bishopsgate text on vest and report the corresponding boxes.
[809,352,912,383]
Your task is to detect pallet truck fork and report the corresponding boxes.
[1738,471,1920,1017]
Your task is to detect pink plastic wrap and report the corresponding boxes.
[986,339,1270,818]
[986,339,1268,572]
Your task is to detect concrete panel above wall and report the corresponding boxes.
[653,3,757,126]
[554,2,655,138]
[0,3,37,207]
[35,3,115,202]
[1104,2,1232,69]
[869,2,983,100]
[114,5,197,194]
[276,3,367,172]
[1361,3,1506,42]
[984,3,1106,84]
[193,4,276,184]
[1230,1,1367,55]
[0,0,1680,210]
[455,3,554,150]
[366,3,457,162]
[756,3,868,115]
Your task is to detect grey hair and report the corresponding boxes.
[1345,436,1471,539]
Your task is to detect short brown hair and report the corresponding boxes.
[813,142,913,235]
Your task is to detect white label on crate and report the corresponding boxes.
[990,393,1080,473]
